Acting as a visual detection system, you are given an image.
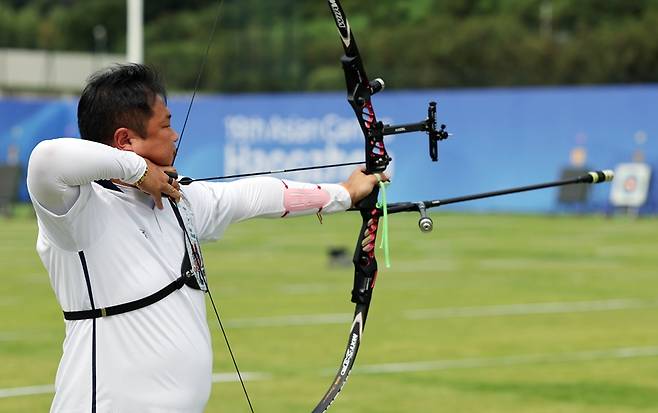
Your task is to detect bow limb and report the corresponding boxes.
[314,0,450,409]
[311,1,388,411]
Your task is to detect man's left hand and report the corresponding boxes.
[340,167,389,206]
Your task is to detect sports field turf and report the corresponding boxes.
[1,206,657,412]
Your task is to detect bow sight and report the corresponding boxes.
[341,57,451,169]
[381,101,450,162]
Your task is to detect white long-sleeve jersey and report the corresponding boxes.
[27,138,351,412]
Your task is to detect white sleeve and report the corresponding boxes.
[27,138,147,215]
[183,177,352,242]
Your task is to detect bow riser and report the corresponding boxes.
[339,55,390,173]
[351,191,381,305]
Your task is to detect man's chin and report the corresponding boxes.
[152,154,175,167]
[146,160,174,168]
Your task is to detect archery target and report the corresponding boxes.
[609,163,651,207]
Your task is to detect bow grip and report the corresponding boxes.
[351,189,380,305]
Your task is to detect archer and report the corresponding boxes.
[26,63,384,412]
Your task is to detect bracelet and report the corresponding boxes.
[134,165,149,188]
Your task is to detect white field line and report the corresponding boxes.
[279,280,443,294]
[0,372,268,399]
[405,298,658,320]
[0,385,54,399]
[1,299,654,347]
[225,313,351,328]
[0,298,18,306]
[1,300,655,398]
[0,333,29,342]
[279,284,342,294]
[5,346,658,399]
[211,372,271,382]
[224,298,658,329]
[357,346,658,374]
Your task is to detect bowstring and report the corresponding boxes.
[171,197,256,413]
[172,0,224,164]
[170,0,256,411]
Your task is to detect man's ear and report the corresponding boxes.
[113,128,134,151]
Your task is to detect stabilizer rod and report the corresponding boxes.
[385,170,614,214]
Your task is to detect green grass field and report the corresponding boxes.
[1,206,657,412]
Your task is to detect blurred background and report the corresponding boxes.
[0,0,656,214]
[1,1,657,412]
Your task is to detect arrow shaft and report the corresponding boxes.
[181,161,364,184]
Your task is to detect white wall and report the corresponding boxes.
[0,49,125,92]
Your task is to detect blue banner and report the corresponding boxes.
[2,85,656,213]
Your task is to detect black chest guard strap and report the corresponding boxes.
[63,275,188,320]
[64,187,203,320]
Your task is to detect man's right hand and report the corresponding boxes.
[135,158,181,209]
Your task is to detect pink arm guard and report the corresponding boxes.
[281,181,331,218]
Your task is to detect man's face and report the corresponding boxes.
[129,96,178,166]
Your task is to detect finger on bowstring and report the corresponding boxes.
[164,170,181,190]
[164,185,181,203]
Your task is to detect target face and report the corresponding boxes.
[610,163,651,207]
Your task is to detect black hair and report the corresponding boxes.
[77,63,167,145]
